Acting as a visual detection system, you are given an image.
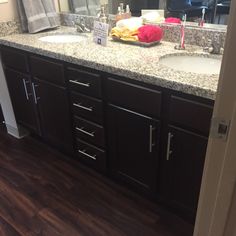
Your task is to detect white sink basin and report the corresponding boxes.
[39,34,87,43]
[159,54,222,75]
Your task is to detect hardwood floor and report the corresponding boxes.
[0,125,193,236]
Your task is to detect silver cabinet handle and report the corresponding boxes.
[149,125,156,153]
[76,127,95,137]
[73,103,93,112]
[32,83,40,104]
[69,80,90,87]
[78,150,96,160]
[166,132,174,161]
[22,79,30,100]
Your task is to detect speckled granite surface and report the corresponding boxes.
[0,26,221,100]
[0,20,21,37]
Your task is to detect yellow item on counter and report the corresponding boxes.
[111,27,139,42]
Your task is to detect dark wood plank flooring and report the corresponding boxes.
[0,125,193,236]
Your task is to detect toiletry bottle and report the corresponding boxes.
[99,6,107,23]
[116,6,122,22]
[125,5,131,19]
[120,3,124,15]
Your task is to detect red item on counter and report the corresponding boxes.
[165,17,181,24]
[137,25,163,43]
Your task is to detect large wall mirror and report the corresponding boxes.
[58,0,230,26]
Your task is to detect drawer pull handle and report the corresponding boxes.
[32,83,40,104]
[166,132,174,161]
[149,125,156,153]
[22,79,31,100]
[69,80,90,87]
[78,149,97,160]
[76,127,95,137]
[73,103,93,112]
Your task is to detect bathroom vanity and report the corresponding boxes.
[0,28,219,223]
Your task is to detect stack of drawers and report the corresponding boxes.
[67,67,106,172]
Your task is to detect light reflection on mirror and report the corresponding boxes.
[57,0,230,27]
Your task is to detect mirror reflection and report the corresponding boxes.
[58,0,230,25]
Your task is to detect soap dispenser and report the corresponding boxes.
[99,5,108,23]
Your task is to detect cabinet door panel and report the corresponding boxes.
[108,104,159,193]
[34,79,73,153]
[5,68,39,133]
[167,126,207,219]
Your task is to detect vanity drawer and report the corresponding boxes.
[76,139,106,172]
[68,67,102,98]
[169,95,213,135]
[107,78,162,118]
[1,47,29,73]
[74,116,105,148]
[30,56,65,86]
[71,92,103,124]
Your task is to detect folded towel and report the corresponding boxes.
[111,27,139,42]
[17,0,28,32]
[41,0,60,27]
[141,12,165,24]
[17,0,59,33]
[116,18,143,31]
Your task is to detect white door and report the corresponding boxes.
[194,0,236,235]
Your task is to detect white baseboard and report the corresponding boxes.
[5,123,29,139]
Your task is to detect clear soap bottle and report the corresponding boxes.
[99,6,108,23]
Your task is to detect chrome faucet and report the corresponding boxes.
[73,16,91,33]
[203,37,224,54]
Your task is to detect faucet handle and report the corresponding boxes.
[220,47,224,54]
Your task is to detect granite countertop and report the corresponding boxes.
[0,26,221,100]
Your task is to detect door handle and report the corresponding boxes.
[32,83,40,104]
[149,125,156,153]
[166,132,174,161]
[22,79,30,100]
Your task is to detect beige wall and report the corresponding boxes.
[0,0,18,22]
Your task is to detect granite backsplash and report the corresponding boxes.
[60,13,227,53]
[0,20,21,37]
[160,23,226,52]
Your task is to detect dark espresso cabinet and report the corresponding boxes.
[33,78,73,153]
[1,47,73,153]
[1,45,214,223]
[159,95,213,221]
[4,68,40,133]
[165,126,208,220]
[108,105,160,193]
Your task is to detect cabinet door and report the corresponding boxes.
[166,126,208,220]
[33,79,73,153]
[107,104,160,193]
[5,68,39,133]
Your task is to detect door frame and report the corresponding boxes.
[194,0,236,235]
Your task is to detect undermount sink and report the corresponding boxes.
[159,54,222,75]
[39,34,87,43]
